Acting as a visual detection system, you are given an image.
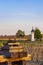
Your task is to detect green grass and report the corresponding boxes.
[0,40,43,47]
[0,40,7,46]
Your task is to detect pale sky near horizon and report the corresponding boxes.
[0,0,43,35]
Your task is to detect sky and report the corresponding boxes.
[0,0,43,35]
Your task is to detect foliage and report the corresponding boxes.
[16,29,25,38]
[34,28,42,41]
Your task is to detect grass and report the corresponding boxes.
[20,40,43,47]
[0,40,43,47]
[0,40,7,46]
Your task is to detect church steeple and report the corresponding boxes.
[31,27,35,42]
[31,27,34,32]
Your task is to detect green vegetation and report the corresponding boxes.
[0,40,43,47]
[34,28,42,41]
[16,29,25,38]
[19,40,43,47]
[0,40,7,46]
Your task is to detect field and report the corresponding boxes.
[0,40,43,47]
[0,40,43,62]
[19,41,43,47]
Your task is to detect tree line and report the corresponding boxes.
[16,28,42,41]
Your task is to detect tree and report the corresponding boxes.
[34,28,42,41]
[16,30,25,38]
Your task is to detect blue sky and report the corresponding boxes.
[0,0,43,35]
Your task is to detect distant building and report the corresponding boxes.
[31,27,35,41]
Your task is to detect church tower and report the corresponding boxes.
[31,27,35,42]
